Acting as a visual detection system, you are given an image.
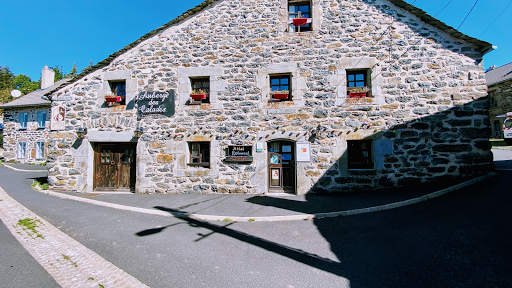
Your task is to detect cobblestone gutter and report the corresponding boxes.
[0,187,148,288]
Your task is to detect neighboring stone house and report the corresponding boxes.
[0,67,70,164]
[486,62,512,139]
[46,0,494,194]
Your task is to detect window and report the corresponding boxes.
[270,74,291,101]
[37,111,46,128]
[288,1,312,32]
[348,140,373,169]
[188,142,210,168]
[190,77,210,104]
[347,69,371,97]
[109,80,126,105]
[17,142,26,159]
[19,112,28,129]
[36,142,45,159]
[488,91,496,107]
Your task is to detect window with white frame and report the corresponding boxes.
[347,140,373,169]
[37,111,46,128]
[188,142,210,168]
[19,112,28,129]
[288,0,312,32]
[17,142,27,159]
[36,142,45,159]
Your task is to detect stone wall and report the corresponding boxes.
[488,79,512,138]
[48,0,491,194]
[2,106,50,164]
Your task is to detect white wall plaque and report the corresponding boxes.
[256,142,263,152]
[51,106,65,131]
[296,142,311,162]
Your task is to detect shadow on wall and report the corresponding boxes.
[305,97,493,194]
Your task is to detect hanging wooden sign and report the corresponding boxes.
[137,90,175,117]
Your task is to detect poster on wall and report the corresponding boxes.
[51,106,65,130]
[296,142,311,162]
[137,90,175,118]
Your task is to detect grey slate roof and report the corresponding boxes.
[486,62,512,86]
[0,78,71,109]
[45,0,494,97]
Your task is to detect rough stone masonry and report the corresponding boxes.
[47,0,493,194]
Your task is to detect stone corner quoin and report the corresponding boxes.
[46,0,493,195]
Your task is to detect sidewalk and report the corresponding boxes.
[39,174,497,222]
[1,161,499,221]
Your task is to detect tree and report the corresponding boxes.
[51,65,65,82]
[0,66,15,103]
[14,74,40,95]
[67,62,77,78]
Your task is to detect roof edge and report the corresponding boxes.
[46,0,493,96]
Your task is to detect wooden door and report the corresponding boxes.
[94,143,136,191]
[268,141,295,193]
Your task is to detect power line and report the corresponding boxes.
[457,0,479,30]
[435,0,454,17]
[478,0,512,37]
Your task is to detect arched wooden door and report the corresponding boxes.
[268,140,295,193]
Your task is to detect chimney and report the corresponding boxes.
[41,66,55,89]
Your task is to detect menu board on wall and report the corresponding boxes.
[137,90,175,117]
[225,146,253,162]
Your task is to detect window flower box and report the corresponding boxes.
[348,87,370,98]
[105,96,121,102]
[349,92,367,98]
[271,90,290,100]
[292,18,309,26]
[190,93,207,100]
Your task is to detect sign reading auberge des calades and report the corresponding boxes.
[226,146,253,162]
[137,90,175,117]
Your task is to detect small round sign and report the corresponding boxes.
[10,89,22,98]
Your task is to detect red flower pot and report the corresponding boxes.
[349,92,367,98]
[292,18,308,26]
[272,93,289,100]
[190,93,207,100]
[105,96,121,102]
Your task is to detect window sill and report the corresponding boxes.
[187,162,210,168]
[348,169,377,176]
[18,128,27,131]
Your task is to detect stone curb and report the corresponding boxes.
[2,163,47,172]
[38,173,497,222]
[0,186,149,288]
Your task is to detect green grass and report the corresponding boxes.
[32,180,49,190]
[222,218,233,222]
[17,218,44,239]
[248,219,255,222]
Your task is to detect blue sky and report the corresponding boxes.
[1,0,510,81]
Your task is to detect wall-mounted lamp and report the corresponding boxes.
[76,127,87,138]
[134,127,143,138]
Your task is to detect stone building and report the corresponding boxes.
[486,62,512,139]
[46,0,494,194]
[0,67,69,164]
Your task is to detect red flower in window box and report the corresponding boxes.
[272,91,289,100]
[104,95,121,102]
[292,18,308,26]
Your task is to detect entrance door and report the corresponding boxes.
[94,143,136,191]
[268,141,295,193]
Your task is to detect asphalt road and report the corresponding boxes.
[1,149,512,287]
